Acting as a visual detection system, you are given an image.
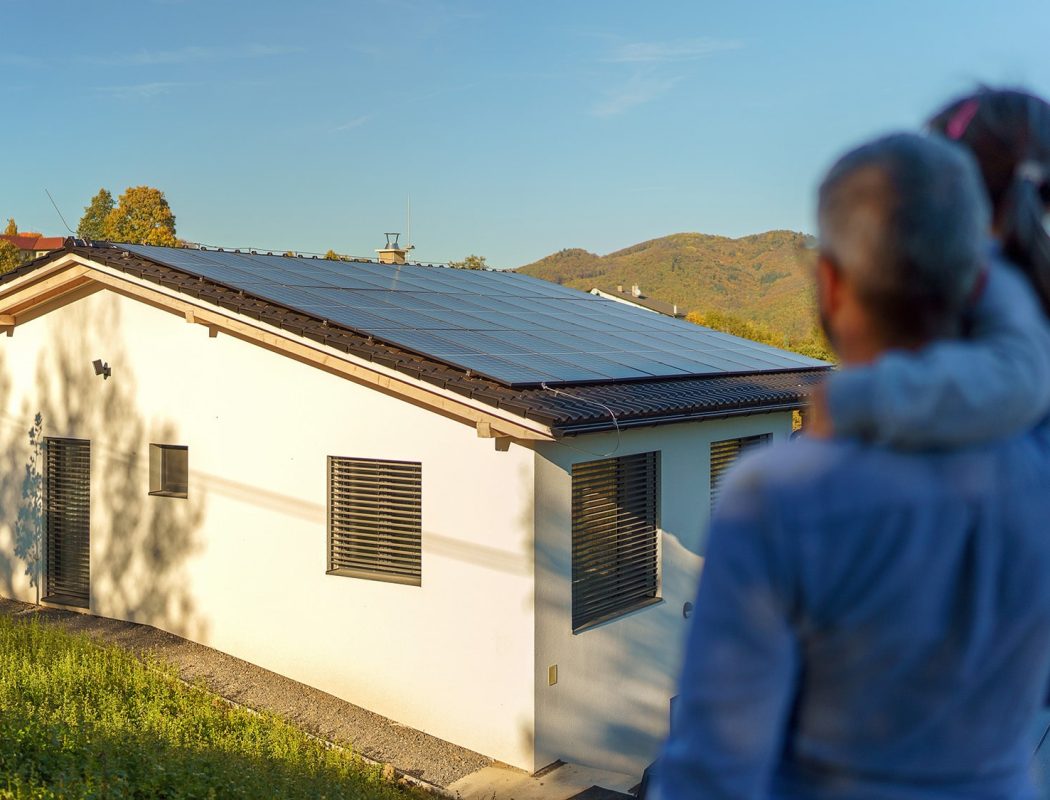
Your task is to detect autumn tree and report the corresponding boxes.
[0,240,21,274]
[78,188,115,240]
[324,249,340,260]
[4,219,16,236]
[104,186,177,246]
[449,254,487,270]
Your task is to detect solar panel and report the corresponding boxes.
[121,244,827,387]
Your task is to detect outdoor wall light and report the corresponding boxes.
[92,359,112,380]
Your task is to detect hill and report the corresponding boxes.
[517,230,831,359]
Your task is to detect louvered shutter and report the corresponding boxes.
[328,457,422,585]
[572,451,660,632]
[45,438,91,608]
[709,434,771,509]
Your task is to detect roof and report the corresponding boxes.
[0,242,831,434]
[116,243,823,387]
[1,234,65,251]
[590,287,686,318]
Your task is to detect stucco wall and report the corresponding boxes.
[533,413,793,775]
[0,288,538,769]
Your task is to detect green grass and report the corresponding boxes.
[0,614,417,800]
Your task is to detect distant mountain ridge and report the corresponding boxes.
[516,230,828,357]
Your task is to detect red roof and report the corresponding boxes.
[0,234,65,251]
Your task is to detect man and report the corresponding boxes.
[654,133,1050,799]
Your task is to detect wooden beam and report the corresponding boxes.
[0,266,91,316]
[78,268,553,441]
[0,314,14,326]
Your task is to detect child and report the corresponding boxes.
[813,88,1050,447]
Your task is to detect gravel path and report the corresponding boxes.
[0,597,492,788]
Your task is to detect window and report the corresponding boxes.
[327,456,422,586]
[709,434,771,508]
[45,437,91,608]
[571,451,660,632]
[149,444,188,498]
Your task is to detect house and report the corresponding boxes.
[0,233,66,261]
[0,240,829,775]
[589,285,686,318]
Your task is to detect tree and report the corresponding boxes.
[324,249,340,261]
[78,189,114,240]
[4,219,16,236]
[0,240,22,275]
[449,254,487,270]
[104,186,177,246]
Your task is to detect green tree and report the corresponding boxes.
[4,218,17,236]
[0,240,22,274]
[449,254,487,270]
[104,186,177,246]
[78,188,114,240]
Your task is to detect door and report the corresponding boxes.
[44,437,90,608]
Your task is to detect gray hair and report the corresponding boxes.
[818,132,990,346]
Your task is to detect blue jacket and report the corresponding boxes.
[654,430,1050,799]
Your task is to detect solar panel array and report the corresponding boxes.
[123,244,826,387]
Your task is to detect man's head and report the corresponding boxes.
[816,132,989,364]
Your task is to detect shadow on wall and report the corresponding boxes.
[532,454,700,776]
[0,350,33,600]
[14,414,44,602]
[28,295,208,640]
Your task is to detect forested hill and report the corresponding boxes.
[516,230,831,359]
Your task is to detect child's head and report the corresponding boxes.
[928,88,1050,313]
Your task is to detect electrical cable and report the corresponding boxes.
[540,382,622,458]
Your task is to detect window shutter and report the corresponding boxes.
[45,437,91,607]
[328,456,422,586]
[572,451,659,632]
[710,434,771,508]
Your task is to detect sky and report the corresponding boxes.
[2,0,1049,268]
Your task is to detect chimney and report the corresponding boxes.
[376,232,410,265]
[673,304,679,316]
[631,284,642,298]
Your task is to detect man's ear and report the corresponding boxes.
[816,254,842,319]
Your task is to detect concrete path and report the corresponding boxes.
[0,597,640,800]
[449,764,637,800]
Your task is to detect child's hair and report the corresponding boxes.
[929,88,1050,314]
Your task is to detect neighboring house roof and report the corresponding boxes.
[590,286,686,318]
[0,234,65,251]
[0,242,830,434]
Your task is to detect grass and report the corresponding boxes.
[0,614,418,799]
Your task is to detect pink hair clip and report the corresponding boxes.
[946,99,980,140]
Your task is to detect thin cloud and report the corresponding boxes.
[606,37,742,63]
[95,81,187,100]
[334,115,373,132]
[89,43,302,67]
[592,73,681,117]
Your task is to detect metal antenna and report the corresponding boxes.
[45,188,76,236]
[405,195,415,252]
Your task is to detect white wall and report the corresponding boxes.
[0,288,538,769]
[533,413,793,775]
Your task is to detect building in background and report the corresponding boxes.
[0,234,66,261]
[590,285,686,318]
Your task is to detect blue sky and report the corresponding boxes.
[3,0,1049,267]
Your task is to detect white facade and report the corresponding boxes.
[0,261,793,775]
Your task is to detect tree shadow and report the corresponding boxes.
[28,294,207,639]
[12,413,43,602]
